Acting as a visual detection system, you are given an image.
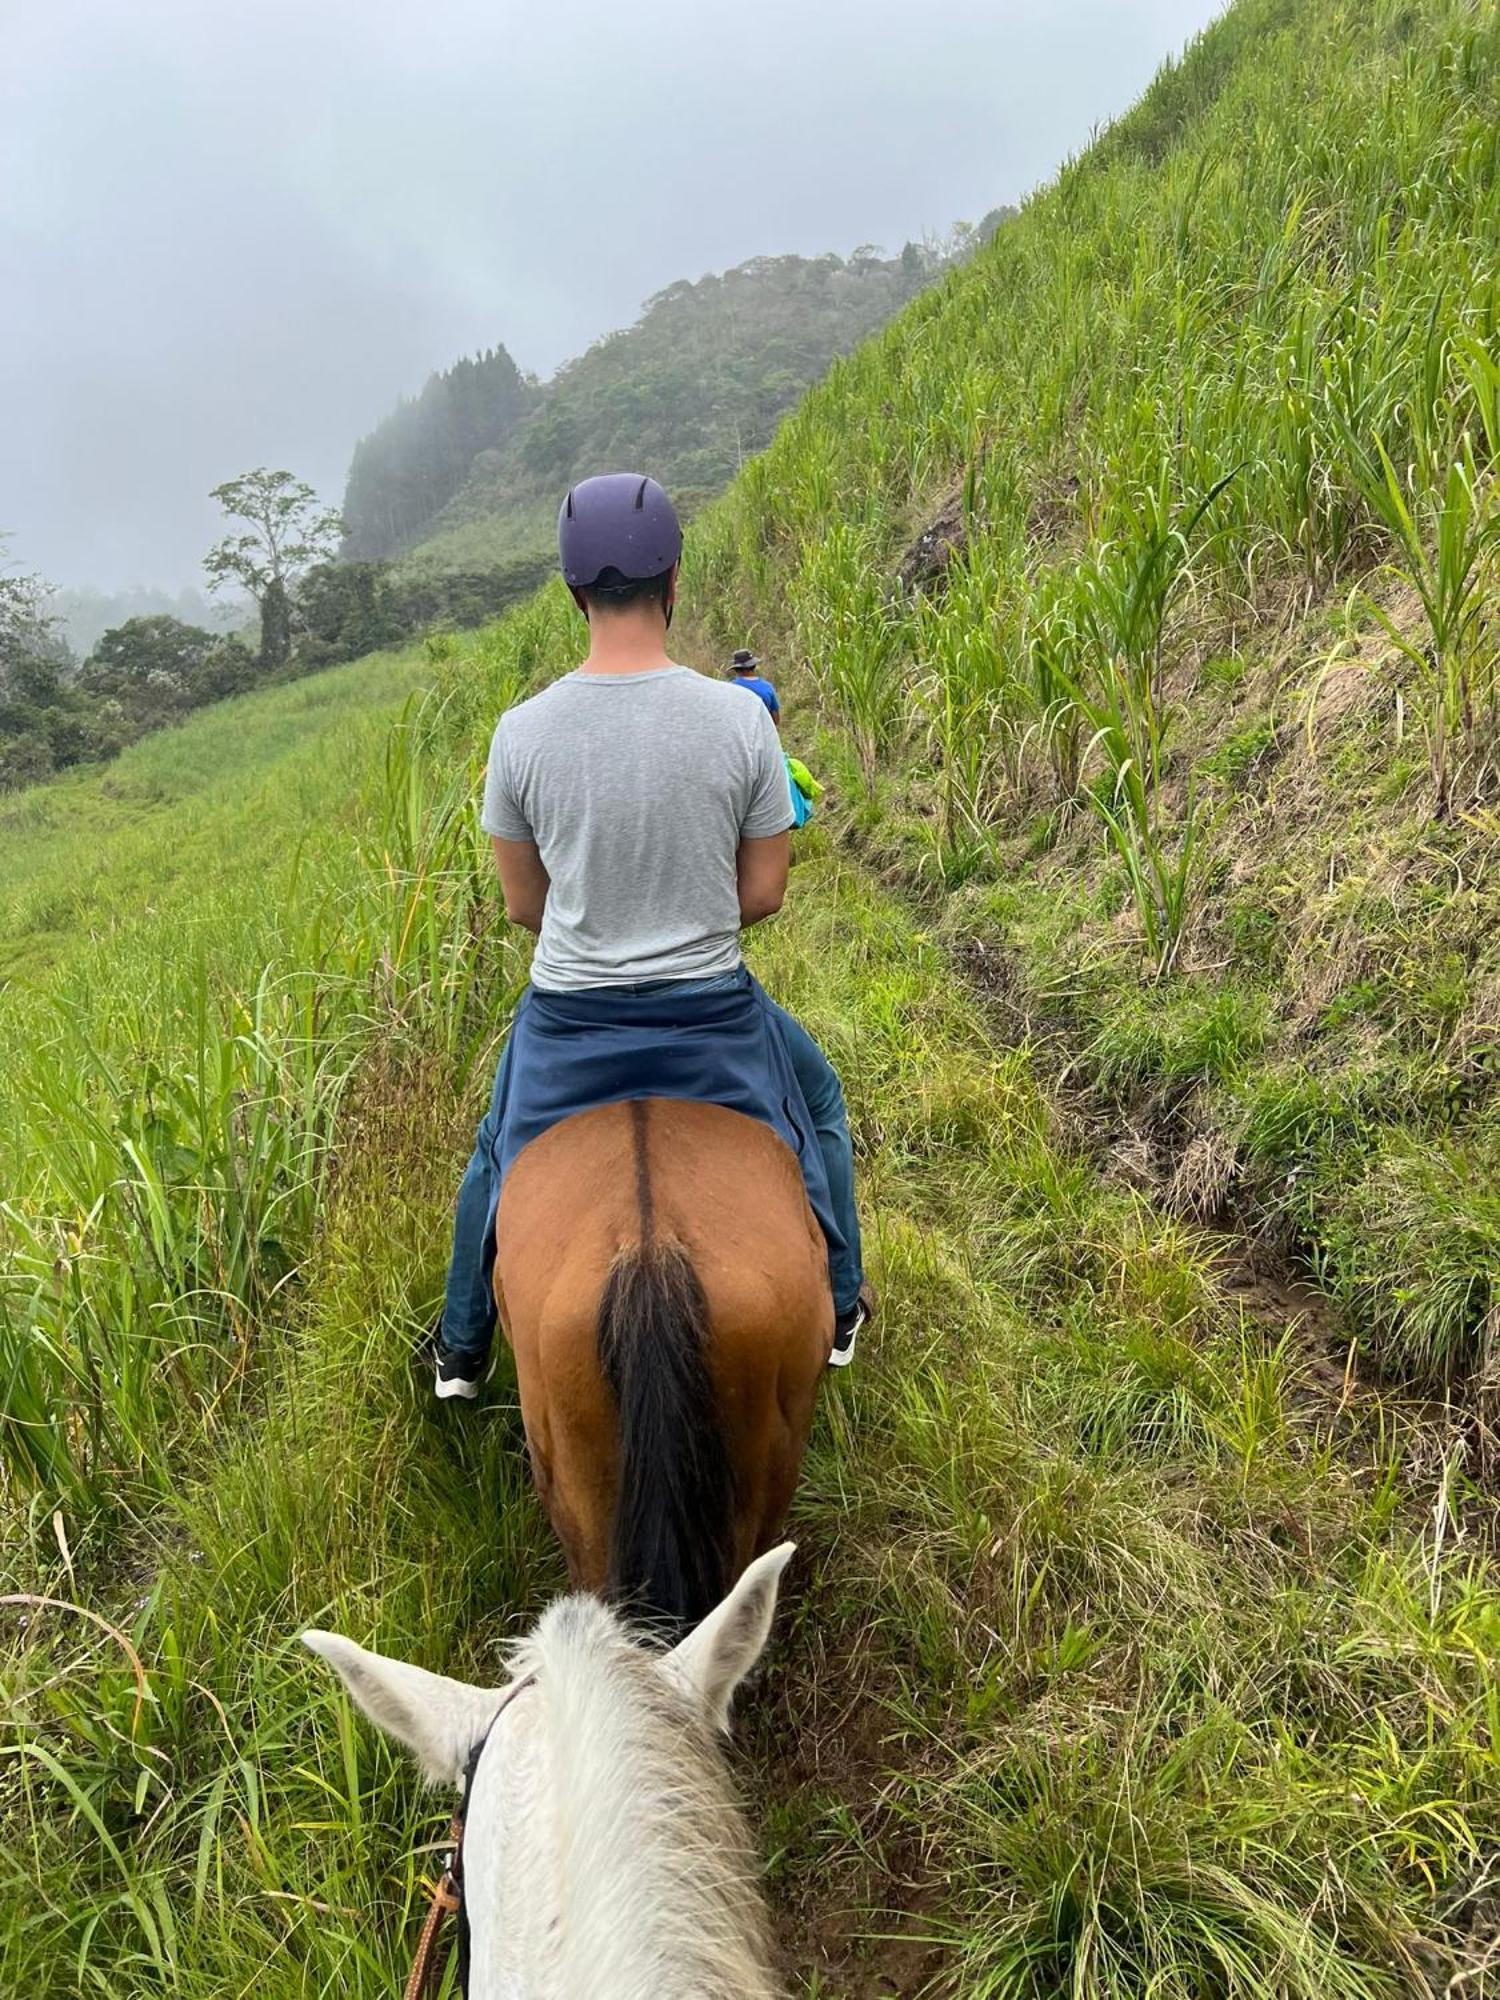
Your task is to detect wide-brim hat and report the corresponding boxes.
[729,649,761,669]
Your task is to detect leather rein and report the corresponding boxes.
[404,1672,536,2000]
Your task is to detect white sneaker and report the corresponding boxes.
[434,1339,485,1401]
[828,1290,872,1368]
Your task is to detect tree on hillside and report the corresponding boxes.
[80,615,255,748]
[291,549,557,670]
[204,469,341,674]
[0,553,87,787]
[53,582,231,660]
[341,346,538,560]
[293,561,404,668]
[0,564,58,690]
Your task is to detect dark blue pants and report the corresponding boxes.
[439,977,864,1358]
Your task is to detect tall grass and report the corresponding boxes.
[7,2,1500,1994]
[9,747,1500,1994]
[679,0,1500,1393]
[0,648,541,1525]
[692,0,1500,946]
[1344,434,1499,812]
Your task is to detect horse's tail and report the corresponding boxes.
[597,1240,733,1634]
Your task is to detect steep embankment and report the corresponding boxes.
[5,1,1500,1995]
[690,0,1500,1408]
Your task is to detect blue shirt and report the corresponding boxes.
[730,672,779,719]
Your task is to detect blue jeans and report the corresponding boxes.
[439,975,865,1358]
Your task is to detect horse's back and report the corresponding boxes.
[495,1099,832,1592]
[496,1096,829,1305]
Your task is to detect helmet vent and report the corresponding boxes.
[634,478,649,510]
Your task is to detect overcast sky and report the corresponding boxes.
[1,0,1223,592]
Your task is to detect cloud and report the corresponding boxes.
[0,0,1222,588]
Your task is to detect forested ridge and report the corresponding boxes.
[342,237,1004,571]
[1,232,997,791]
[341,346,537,561]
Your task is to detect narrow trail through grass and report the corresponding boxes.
[6,720,1500,1990]
[6,1,1500,1986]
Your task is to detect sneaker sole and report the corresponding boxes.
[434,1371,481,1402]
[827,1328,861,1368]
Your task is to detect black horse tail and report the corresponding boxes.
[597,1240,733,1635]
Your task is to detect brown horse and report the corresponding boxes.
[493,1096,832,1628]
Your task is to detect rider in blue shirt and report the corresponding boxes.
[727,649,781,725]
[727,648,821,827]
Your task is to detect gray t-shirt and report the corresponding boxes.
[481,664,794,991]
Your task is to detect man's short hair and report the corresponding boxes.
[579,566,672,616]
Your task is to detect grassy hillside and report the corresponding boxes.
[6,1,1500,1996]
[691,0,1500,1399]
[9,591,1500,1996]
[0,647,427,988]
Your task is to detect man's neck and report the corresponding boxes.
[577,612,674,678]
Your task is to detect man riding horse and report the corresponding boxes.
[427,473,872,1625]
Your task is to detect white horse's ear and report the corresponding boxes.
[662,1541,795,1732]
[302,1631,500,1788]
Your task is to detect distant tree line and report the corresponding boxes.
[0,480,548,792]
[0,564,92,788]
[51,582,229,659]
[342,231,1014,567]
[342,347,538,560]
[2,217,1011,789]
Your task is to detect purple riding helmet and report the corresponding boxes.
[557,472,683,589]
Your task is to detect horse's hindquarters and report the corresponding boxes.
[495,1099,832,1603]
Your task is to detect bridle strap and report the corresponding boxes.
[403,1817,463,2000]
[402,1673,536,1999]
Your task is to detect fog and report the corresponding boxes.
[1,0,1223,591]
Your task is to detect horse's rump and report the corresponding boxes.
[495,1098,833,1619]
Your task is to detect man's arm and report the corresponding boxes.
[736,831,789,928]
[492,836,551,934]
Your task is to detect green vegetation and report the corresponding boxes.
[0,644,428,992]
[6,587,1500,1992]
[203,469,343,679]
[0,558,89,788]
[690,0,1500,1391]
[384,245,984,576]
[51,585,228,663]
[6,1,1500,1994]
[1,238,982,794]
[342,346,538,562]
[73,616,259,753]
[0,484,541,798]
[1,473,348,794]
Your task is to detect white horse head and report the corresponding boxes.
[303,1541,793,1999]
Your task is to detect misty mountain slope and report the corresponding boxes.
[341,345,538,562]
[347,241,986,576]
